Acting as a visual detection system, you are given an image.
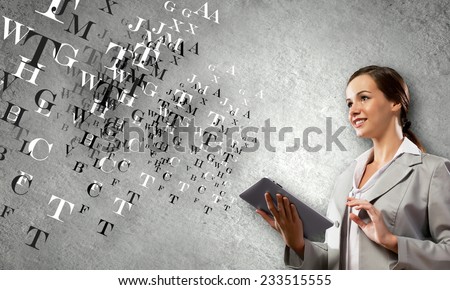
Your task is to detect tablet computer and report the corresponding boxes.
[240,177,333,241]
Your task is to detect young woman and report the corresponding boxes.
[257,65,450,269]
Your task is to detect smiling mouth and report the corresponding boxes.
[354,119,367,128]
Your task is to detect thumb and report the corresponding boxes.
[349,212,367,229]
[256,209,277,231]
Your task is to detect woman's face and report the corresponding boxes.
[345,74,400,138]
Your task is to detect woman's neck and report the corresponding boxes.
[370,129,404,166]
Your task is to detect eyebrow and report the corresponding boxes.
[346,90,371,101]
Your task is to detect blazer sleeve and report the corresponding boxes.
[284,239,328,269]
[393,158,450,269]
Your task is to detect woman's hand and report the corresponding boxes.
[256,192,305,257]
[346,197,398,253]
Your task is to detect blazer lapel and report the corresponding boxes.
[333,161,356,218]
[363,153,422,203]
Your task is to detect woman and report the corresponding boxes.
[257,65,450,269]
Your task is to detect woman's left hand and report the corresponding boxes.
[346,197,398,253]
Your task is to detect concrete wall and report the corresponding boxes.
[0,0,448,269]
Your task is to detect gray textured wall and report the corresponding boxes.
[0,0,448,269]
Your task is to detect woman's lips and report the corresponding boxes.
[354,118,367,128]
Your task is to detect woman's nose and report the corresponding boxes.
[349,102,361,115]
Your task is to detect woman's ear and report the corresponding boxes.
[391,102,402,112]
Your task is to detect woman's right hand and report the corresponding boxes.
[256,192,305,257]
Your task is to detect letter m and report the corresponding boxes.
[64,13,96,41]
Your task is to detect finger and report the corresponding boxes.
[283,197,292,222]
[350,203,382,224]
[346,199,371,208]
[349,212,367,229]
[265,192,280,220]
[351,202,377,217]
[362,204,380,221]
[276,193,286,219]
[290,203,302,225]
[346,198,370,205]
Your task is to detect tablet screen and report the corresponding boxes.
[240,177,333,241]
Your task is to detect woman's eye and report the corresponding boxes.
[347,102,352,108]
[361,96,369,101]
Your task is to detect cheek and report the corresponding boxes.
[367,103,392,124]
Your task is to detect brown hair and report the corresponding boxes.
[347,65,425,152]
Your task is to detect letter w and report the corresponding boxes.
[73,105,92,124]
[81,70,102,90]
[3,16,34,45]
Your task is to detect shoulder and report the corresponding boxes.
[413,153,450,184]
[420,153,450,173]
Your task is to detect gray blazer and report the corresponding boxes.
[285,152,450,269]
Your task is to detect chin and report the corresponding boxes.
[355,130,370,138]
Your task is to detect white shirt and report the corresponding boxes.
[345,136,421,269]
